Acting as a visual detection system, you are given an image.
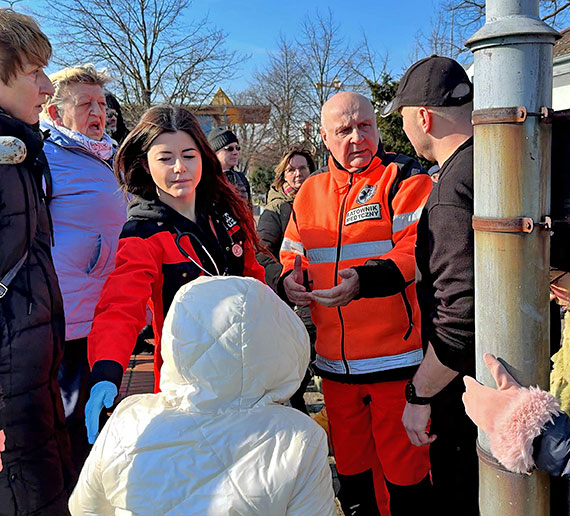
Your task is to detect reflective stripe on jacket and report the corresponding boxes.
[280,149,432,382]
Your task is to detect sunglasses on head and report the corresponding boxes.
[223,145,240,152]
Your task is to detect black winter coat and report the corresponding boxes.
[0,112,74,515]
[533,412,570,477]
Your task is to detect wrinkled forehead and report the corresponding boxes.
[323,98,376,130]
[64,83,105,103]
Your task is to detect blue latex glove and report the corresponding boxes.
[85,381,118,444]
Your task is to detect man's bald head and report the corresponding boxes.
[320,91,379,172]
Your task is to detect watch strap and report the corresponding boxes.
[405,379,432,405]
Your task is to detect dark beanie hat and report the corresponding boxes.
[208,127,238,152]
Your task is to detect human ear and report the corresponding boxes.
[320,126,329,150]
[418,107,432,134]
[47,104,63,125]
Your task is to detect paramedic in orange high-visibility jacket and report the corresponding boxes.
[279,91,434,516]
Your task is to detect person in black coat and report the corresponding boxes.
[208,127,252,205]
[0,9,74,514]
[0,384,5,473]
[104,92,128,145]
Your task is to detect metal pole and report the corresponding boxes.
[466,1,558,515]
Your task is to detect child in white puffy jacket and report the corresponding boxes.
[69,276,336,515]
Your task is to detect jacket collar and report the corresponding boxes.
[328,140,387,185]
[128,196,224,232]
[0,108,44,164]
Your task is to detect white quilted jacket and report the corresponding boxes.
[69,276,335,515]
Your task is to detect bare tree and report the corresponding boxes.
[295,9,366,166]
[43,0,246,111]
[230,89,275,174]
[412,0,570,64]
[238,11,388,173]
[0,0,23,7]
[252,36,308,157]
[351,34,390,85]
[410,10,466,64]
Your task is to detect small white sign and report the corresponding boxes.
[345,203,382,225]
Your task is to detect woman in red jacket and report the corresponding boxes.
[84,105,264,443]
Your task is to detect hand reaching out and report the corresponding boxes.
[283,255,312,306]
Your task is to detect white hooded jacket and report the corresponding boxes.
[69,276,336,515]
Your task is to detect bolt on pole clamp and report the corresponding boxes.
[472,216,551,234]
[472,106,553,125]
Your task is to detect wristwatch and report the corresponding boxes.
[405,380,432,405]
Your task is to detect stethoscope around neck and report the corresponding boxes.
[173,227,224,277]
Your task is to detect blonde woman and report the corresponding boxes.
[40,64,127,471]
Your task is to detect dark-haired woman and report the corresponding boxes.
[85,105,264,443]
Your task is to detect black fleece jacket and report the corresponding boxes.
[415,137,475,374]
[0,383,4,432]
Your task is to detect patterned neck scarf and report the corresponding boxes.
[43,118,114,161]
[282,182,298,198]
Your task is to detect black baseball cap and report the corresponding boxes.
[381,55,473,116]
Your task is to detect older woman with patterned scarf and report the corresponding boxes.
[257,147,317,414]
[40,64,126,475]
[257,148,315,291]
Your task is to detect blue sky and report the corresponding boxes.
[190,0,442,93]
[27,0,449,95]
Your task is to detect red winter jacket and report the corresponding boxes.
[88,198,264,391]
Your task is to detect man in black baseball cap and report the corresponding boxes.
[381,55,472,117]
[387,56,478,516]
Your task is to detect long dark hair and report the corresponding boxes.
[115,105,260,250]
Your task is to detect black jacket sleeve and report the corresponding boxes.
[533,412,570,477]
[256,208,284,292]
[416,202,475,374]
[0,163,31,278]
[0,383,5,432]
[352,258,406,298]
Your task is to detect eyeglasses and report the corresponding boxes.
[284,166,309,175]
[223,145,240,152]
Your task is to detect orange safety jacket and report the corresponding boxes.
[280,146,433,383]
